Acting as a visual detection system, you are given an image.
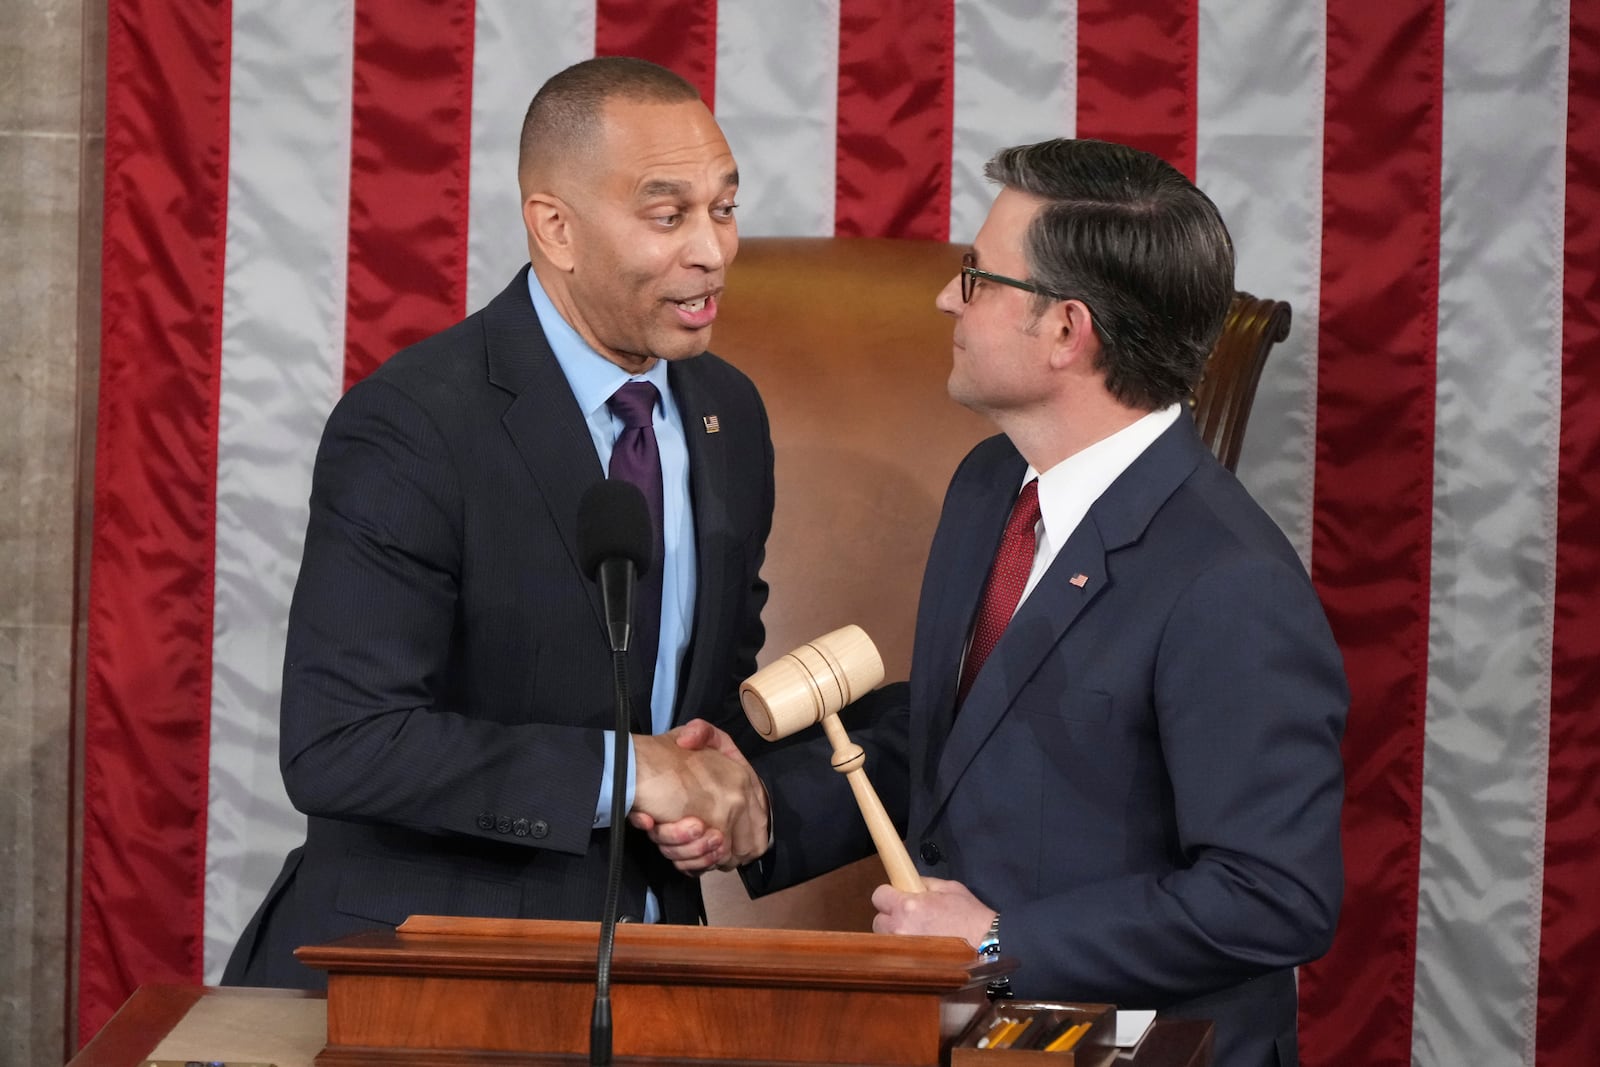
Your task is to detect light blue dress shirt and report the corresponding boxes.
[525,272,698,883]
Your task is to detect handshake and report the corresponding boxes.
[628,719,768,873]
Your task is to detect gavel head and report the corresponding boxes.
[740,625,886,741]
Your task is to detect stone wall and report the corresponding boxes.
[0,0,102,1062]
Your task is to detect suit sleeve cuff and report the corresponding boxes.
[594,731,638,828]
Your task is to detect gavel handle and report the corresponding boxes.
[822,718,926,894]
[843,767,925,893]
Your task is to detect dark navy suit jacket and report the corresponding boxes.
[225,268,774,988]
[749,414,1347,1067]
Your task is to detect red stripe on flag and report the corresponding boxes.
[1075,0,1198,178]
[595,0,718,108]
[79,0,231,1046]
[834,0,953,239]
[1538,8,1600,1065]
[1298,3,1444,1066]
[343,0,476,390]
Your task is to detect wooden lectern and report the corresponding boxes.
[296,915,1009,1065]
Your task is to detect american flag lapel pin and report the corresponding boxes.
[1070,573,1089,588]
[703,414,720,433]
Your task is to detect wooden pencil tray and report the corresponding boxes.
[951,1001,1116,1066]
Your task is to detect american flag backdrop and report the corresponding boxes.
[81,1,1599,1063]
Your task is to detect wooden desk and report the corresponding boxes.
[68,985,1212,1067]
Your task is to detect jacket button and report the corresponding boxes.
[512,818,531,837]
[531,819,550,839]
[920,841,942,864]
[495,815,513,834]
[476,813,495,831]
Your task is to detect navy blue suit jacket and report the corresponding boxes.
[750,414,1347,1067]
[225,268,774,988]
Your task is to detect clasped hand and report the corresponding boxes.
[630,719,769,873]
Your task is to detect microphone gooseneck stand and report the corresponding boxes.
[576,478,652,1067]
[590,648,631,1066]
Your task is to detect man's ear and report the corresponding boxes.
[1047,298,1098,370]
[524,193,576,272]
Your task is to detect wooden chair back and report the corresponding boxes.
[1191,293,1292,472]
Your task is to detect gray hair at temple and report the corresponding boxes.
[984,138,1236,411]
[518,56,701,190]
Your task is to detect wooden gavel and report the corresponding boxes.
[739,625,925,893]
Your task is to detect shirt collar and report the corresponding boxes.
[527,269,671,415]
[1028,404,1182,549]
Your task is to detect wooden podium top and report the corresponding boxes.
[299,917,1003,1064]
[68,985,1213,1067]
[298,915,999,993]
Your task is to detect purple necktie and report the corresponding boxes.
[606,381,663,705]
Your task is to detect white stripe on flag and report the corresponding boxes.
[467,0,596,312]
[1196,0,1326,565]
[714,0,839,237]
[949,0,1076,244]
[207,0,355,979]
[1418,2,1568,1062]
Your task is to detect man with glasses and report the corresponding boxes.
[649,138,1349,1067]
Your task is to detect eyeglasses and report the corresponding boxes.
[960,251,1064,304]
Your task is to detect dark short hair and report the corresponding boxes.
[519,57,701,183]
[984,139,1235,410]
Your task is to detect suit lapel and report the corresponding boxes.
[482,269,616,695]
[485,274,736,730]
[665,359,728,725]
[920,416,1208,826]
[911,447,1023,789]
[926,523,1111,816]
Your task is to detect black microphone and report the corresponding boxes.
[575,479,653,1067]
[578,479,654,653]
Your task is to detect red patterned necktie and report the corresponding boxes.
[956,479,1041,707]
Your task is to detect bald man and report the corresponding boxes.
[223,57,773,990]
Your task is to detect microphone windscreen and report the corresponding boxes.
[577,479,653,579]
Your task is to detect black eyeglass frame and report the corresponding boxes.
[960,251,1066,304]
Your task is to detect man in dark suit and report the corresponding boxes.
[651,138,1348,1067]
[224,57,771,990]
